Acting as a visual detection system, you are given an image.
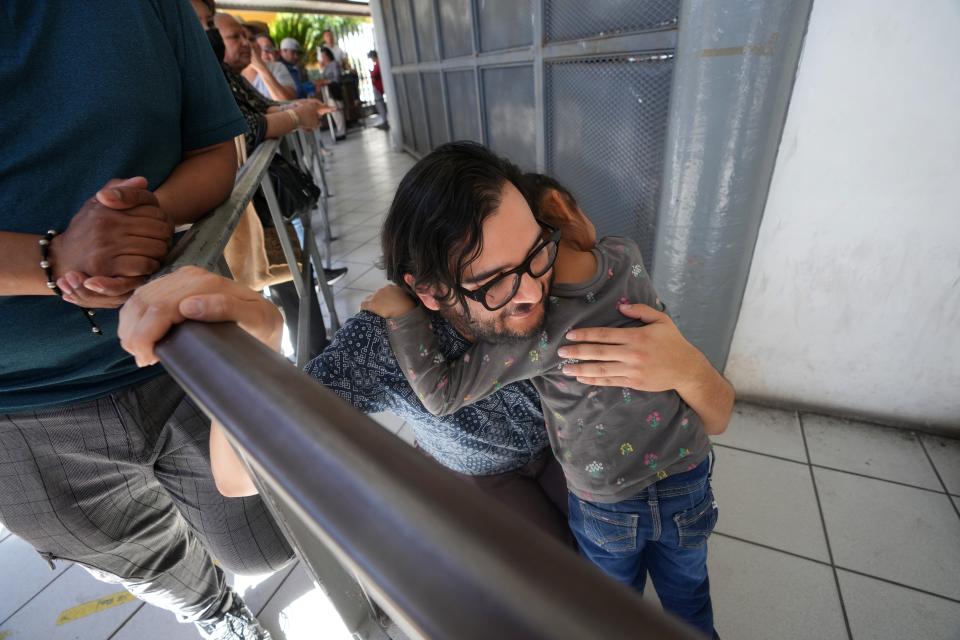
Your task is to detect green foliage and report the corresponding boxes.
[269,13,365,65]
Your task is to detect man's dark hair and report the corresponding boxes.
[381,141,529,312]
[367,49,378,59]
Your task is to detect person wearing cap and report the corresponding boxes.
[278,37,315,99]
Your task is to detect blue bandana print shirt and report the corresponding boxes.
[303,311,550,475]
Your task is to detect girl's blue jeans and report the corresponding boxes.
[567,453,718,636]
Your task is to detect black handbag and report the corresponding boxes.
[253,154,321,226]
[328,81,343,101]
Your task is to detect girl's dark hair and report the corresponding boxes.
[319,46,335,61]
[381,141,530,312]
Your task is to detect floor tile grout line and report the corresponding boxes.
[917,437,960,521]
[0,562,74,628]
[712,442,951,496]
[799,412,854,640]
[834,565,960,605]
[106,601,146,639]
[797,408,960,443]
[712,531,960,605]
[712,442,808,466]
[255,559,301,618]
[712,531,833,568]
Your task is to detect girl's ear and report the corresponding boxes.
[541,189,574,224]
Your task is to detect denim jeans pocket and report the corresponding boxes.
[673,488,719,549]
[579,501,639,554]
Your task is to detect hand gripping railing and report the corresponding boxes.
[152,136,704,640]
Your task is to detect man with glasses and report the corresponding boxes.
[117,142,734,546]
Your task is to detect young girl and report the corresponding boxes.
[363,174,723,637]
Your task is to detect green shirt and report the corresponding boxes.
[0,1,247,412]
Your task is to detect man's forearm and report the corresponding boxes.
[677,355,735,435]
[0,231,56,296]
[154,140,237,225]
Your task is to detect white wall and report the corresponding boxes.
[725,0,960,431]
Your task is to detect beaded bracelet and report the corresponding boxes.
[40,230,102,335]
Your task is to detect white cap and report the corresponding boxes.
[280,37,302,51]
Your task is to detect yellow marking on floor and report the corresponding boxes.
[55,591,136,625]
[0,630,12,640]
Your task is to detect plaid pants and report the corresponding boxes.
[0,374,294,623]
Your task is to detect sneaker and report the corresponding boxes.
[195,589,272,640]
[324,267,348,286]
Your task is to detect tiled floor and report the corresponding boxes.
[2,128,958,640]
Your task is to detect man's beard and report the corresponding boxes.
[440,279,550,345]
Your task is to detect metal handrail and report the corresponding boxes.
[156,322,701,640]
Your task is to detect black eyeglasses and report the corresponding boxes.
[458,223,561,311]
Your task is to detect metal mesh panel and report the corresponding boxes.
[411,0,439,62]
[422,72,449,147]
[444,69,480,142]
[393,0,418,64]
[478,0,533,52]
[380,0,402,66]
[404,74,430,154]
[545,55,674,272]
[438,0,473,59]
[393,73,415,150]
[482,65,536,169]
[544,0,679,42]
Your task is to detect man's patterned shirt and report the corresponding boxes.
[303,311,550,475]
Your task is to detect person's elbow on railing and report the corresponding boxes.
[117,266,285,496]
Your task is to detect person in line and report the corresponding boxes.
[196,5,346,356]
[316,46,347,140]
[278,37,316,99]
[210,11,326,152]
[319,28,351,71]
[0,2,297,638]
[116,144,735,559]
[363,170,726,637]
[368,50,388,129]
[241,29,296,101]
